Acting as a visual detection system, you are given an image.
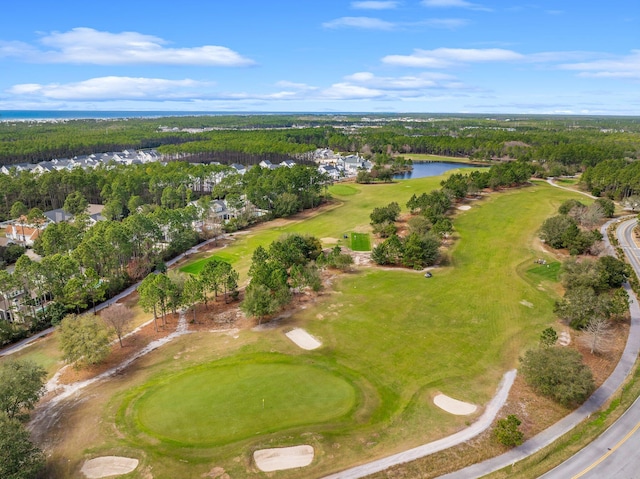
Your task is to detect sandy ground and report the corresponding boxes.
[254,445,314,472]
[80,456,139,478]
[433,394,478,415]
[321,237,339,244]
[285,328,322,350]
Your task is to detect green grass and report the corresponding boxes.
[123,354,357,447]
[556,178,578,185]
[350,232,371,251]
[41,177,591,478]
[402,153,476,163]
[179,174,458,283]
[527,261,562,283]
[0,332,62,378]
[330,184,359,196]
[179,253,235,275]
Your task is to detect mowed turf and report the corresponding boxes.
[129,355,356,446]
[179,174,472,282]
[350,232,371,251]
[42,179,591,478]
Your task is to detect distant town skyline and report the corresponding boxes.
[1,0,638,114]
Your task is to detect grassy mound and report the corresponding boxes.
[330,184,359,196]
[122,355,357,447]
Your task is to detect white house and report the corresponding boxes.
[318,164,341,180]
[230,164,247,175]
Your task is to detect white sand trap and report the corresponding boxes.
[285,328,322,350]
[457,205,471,210]
[80,456,139,478]
[254,445,314,472]
[434,394,478,415]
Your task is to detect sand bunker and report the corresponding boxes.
[254,445,314,472]
[457,205,472,211]
[80,456,139,478]
[285,328,322,350]
[433,394,478,415]
[559,331,571,346]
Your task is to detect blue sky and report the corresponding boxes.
[1,0,638,114]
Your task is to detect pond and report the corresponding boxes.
[393,161,478,180]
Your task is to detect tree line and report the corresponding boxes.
[2,115,638,178]
[369,162,534,270]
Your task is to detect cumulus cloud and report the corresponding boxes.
[318,71,469,100]
[351,1,399,9]
[321,83,385,99]
[559,50,640,79]
[8,76,214,101]
[421,0,491,11]
[0,27,254,66]
[383,48,524,67]
[322,16,396,30]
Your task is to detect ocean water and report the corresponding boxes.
[0,110,236,121]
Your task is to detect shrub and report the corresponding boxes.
[520,347,595,407]
[494,415,524,447]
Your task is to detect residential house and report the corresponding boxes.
[259,160,277,169]
[230,164,247,175]
[280,159,296,168]
[342,155,372,174]
[318,164,341,180]
[5,224,43,247]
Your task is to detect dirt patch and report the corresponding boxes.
[321,237,339,244]
[58,313,181,385]
[433,394,478,415]
[253,445,314,472]
[285,328,322,350]
[80,456,138,478]
[202,466,229,478]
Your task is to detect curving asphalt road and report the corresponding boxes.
[539,217,640,479]
[438,217,640,479]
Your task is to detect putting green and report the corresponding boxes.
[127,358,357,446]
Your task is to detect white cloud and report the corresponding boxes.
[318,71,469,100]
[321,83,385,100]
[8,76,214,101]
[344,71,455,89]
[383,48,523,67]
[421,0,490,11]
[559,51,640,80]
[1,27,254,66]
[351,1,399,9]
[322,16,396,30]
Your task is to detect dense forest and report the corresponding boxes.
[1,114,639,173]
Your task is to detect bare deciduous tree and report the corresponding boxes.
[579,317,613,355]
[101,304,134,348]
